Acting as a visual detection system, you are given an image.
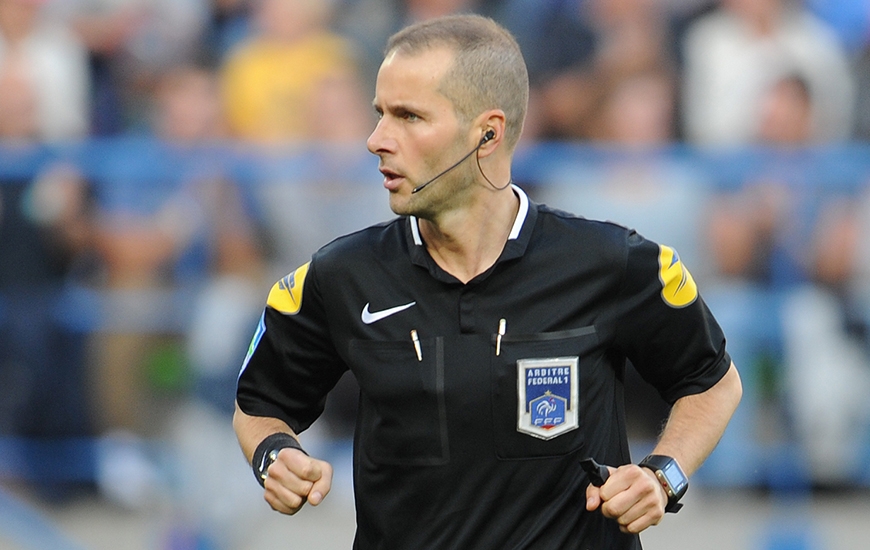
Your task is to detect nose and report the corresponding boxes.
[367,118,394,156]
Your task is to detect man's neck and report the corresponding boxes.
[418,186,519,284]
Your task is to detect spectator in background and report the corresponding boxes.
[49,0,211,134]
[204,0,253,64]
[151,64,272,549]
[755,74,815,145]
[220,0,361,143]
[0,0,90,140]
[225,0,379,272]
[85,64,266,510]
[781,188,870,485]
[681,0,855,146]
[593,68,678,146]
[699,72,831,486]
[0,51,96,497]
[705,75,816,288]
[504,0,596,142]
[303,63,375,145]
[150,65,267,413]
[512,0,679,143]
[0,164,97,498]
[760,72,870,484]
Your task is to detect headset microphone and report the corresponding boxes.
[411,130,495,194]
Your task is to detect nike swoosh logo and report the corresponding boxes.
[361,301,416,324]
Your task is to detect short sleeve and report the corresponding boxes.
[613,232,731,404]
[236,260,348,433]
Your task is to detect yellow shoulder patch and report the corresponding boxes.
[267,262,310,315]
[658,245,698,308]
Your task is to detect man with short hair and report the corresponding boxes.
[234,14,742,549]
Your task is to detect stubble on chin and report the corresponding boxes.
[389,184,434,217]
[388,190,409,216]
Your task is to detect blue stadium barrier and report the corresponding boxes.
[0,438,97,482]
[2,139,870,192]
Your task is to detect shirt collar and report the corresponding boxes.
[406,184,537,278]
[409,184,530,246]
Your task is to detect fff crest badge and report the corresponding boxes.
[517,357,579,440]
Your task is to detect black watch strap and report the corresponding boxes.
[252,432,307,487]
[639,454,688,513]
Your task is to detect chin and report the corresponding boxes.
[388,193,412,216]
[391,192,434,219]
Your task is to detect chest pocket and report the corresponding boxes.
[491,326,598,459]
[349,337,448,466]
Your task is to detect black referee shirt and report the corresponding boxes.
[237,186,731,549]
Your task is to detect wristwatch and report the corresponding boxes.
[638,454,688,513]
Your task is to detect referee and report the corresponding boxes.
[234,14,742,549]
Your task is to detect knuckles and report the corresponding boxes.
[598,464,666,532]
[265,484,308,515]
[261,455,333,516]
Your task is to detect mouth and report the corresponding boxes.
[379,167,405,190]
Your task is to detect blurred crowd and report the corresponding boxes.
[2,0,870,547]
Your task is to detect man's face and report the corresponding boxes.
[368,46,475,217]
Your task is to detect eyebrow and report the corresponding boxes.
[373,101,422,118]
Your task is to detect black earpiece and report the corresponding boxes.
[481,129,495,144]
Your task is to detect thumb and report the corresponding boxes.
[585,483,602,511]
[307,461,333,506]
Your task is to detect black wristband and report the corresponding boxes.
[252,432,307,487]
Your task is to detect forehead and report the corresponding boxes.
[374,46,456,105]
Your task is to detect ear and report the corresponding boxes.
[476,110,506,156]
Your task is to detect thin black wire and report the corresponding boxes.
[476,152,512,191]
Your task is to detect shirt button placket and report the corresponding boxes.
[459,289,475,333]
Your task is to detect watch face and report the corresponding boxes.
[663,461,688,494]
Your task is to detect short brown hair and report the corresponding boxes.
[386,14,529,152]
